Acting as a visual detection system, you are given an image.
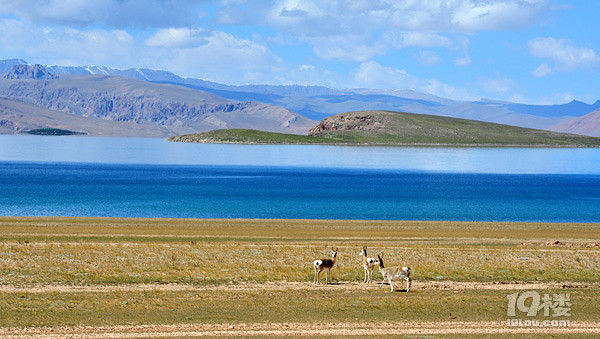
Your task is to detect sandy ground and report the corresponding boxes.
[2,281,598,337]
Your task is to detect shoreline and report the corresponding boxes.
[4,215,600,223]
[4,216,600,227]
[2,216,600,243]
[167,138,600,148]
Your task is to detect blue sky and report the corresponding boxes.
[0,1,598,104]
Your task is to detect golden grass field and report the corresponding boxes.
[1,217,599,337]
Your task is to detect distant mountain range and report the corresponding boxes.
[0,61,314,137]
[549,108,600,136]
[1,58,600,137]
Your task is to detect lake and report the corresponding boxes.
[1,135,600,221]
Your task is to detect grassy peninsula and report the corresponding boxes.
[168,110,600,147]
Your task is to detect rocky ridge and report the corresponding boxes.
[308,112,384,136]
[1,64,57,80]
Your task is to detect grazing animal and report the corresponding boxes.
[359,246,376,283]
[313,248,338,284]
[375,254,411,292]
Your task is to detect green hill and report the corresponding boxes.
[167,110,600,147]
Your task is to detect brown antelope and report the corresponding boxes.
[375,254,411,292]
[359,246,376,283]
[313,248,338,284]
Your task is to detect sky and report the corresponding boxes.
[0,0,598,104]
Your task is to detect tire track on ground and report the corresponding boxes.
[0,281,597,294]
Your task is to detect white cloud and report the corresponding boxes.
[511,92,586,105]
[477,75,516,94]
[415,51,441,66]
[263,1,551,34]
[164,31,283,84]
[308,30,454,62]
[1,0,587,105]
[0,0,112,25]
[255,1,552,63]
[422,78,474,101]
[0,18,137,67]
[5,0,549,36]
[451,0,550,32]
[532,62,551,77]
[508,93,600,105]
[393,31,453,49]
[266,0,334,34]
[310,34,388,62]
[454,56,472,66]
[145,28,209,48]
[354,61,418,89]
[0,0,205,28]
[352,61,475,100]
[0,0,560,88]
[528,37,600,73]
[296,29,454,63]
[0,17,279,84]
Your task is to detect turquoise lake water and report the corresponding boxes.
[1,135,600,221]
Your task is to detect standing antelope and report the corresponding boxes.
[375,254,411,292]
[313,248,338,284]
[359,246,376,283]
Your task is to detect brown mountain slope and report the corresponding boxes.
[0,98,171,137]
[0,65,315,136]
[550,108,600,137]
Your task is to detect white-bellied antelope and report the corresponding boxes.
[375,254,411,292]
[313,248,338,284]
[359,246,376,283]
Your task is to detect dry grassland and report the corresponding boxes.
[1,217,599,337]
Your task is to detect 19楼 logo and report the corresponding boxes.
[506,291,571,327]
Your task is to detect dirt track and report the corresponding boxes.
[1,280,597,294]
[2,281,598,337]
[2,321,600,338]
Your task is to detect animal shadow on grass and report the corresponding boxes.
[379,282,409,292]
[311,281,345,286]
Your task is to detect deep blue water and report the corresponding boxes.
[1,135,600,221]
[1,161,600,221]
